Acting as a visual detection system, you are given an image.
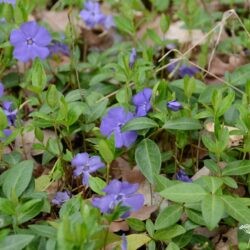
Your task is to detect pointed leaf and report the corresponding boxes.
[135,139,161,183]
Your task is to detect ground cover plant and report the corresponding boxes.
[1,0,250,249]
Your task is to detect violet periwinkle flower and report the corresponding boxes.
[100,107,137,148]
[80,1,114,30]
[179,64,199,78]
[129,48,137,68]
[48,41,70,57]
[167,100,182,112]
[132,88,152,117]
[2,101,17,126]
[167,60,199,78]
[176,169,192,183]
[52,191,71,206]
[121,234,127,250]
[10,21,52,62]
[92,179,144,218]
[0,83,4,97]
[71,152,105,185]
[0,0,15,4]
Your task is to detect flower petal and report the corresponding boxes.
[123,194,144,211]
[20,21,39,38]
[72,153,89,167]
[103,179,121,194]
[34,26,52,46]
[10,29,26,46]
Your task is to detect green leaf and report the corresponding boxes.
[46,85,60,108]
[17,199,44,224]
[122,117,158,132]
[127,234,151,250]
[126,218,145,232]
[31,59,47,91]
[0,234,34,250]
[2,160,34,199]
[135,139,161,183]
[65,89,86,102]
[147,29,163,45]
[166,242,180,250]
[98,139,114,164]
[163,118,202,130]
[28,224,57,239]
[201,176,223,193]
[89,176,106,195]
[0,198,15,215]
[221,176,238,189]
[155,204,183,230]
[114,15,135,35]
[153,225,186,242]
[222,160,250,176]
[221,196,250,223]
[160,183,207,203]
[185,209,206,226]
[201,194,224,230]
[0,108,8,130]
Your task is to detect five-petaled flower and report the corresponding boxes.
[92,179,144,218]
[2,101,17,126]
[71,152,105,185]
[167,100,182,111]
[176,169,192,183]
[132,88,152,117]
[80,1,114,30]
[100,107,137,148]
[10,21,52,62]
[52,191,71,206]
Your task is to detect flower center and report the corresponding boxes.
[82,163,90,171]
[26,38,34,45]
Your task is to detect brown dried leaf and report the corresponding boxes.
[130,205,157,221]
[109,220,129,232]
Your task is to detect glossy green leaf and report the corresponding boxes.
[89,176,106,195]
[155,204,183,230]
[201,194,224,230]
[221,196,250,223]
[160,183,207,203]
[122,117,158,132]
[163,118,202,130]
[0,234,34,250]
[135,139,161,183]
[127,218,145,232]
[2,160,34,199]
[153,225,186,242]
[222,160,250,176]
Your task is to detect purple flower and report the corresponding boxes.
[52,191,71,206]
[176,169,192,183]
[48,41,70,57]
[167,60,199,78]
[80,1,114,30]
[0,129,12,142]
[167,100,182,112]
[100,107,137,148]
[0,83,4,98]
[92,180,144,218]
[2,101,17,126]
[121,234,127,250]
[80,1,106,28]
[129,48,137,68]
[179,64,199,78]
[132,88,152,117]
[0,0,15,4]
[71,152,105,185]
[10,21,52,62]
